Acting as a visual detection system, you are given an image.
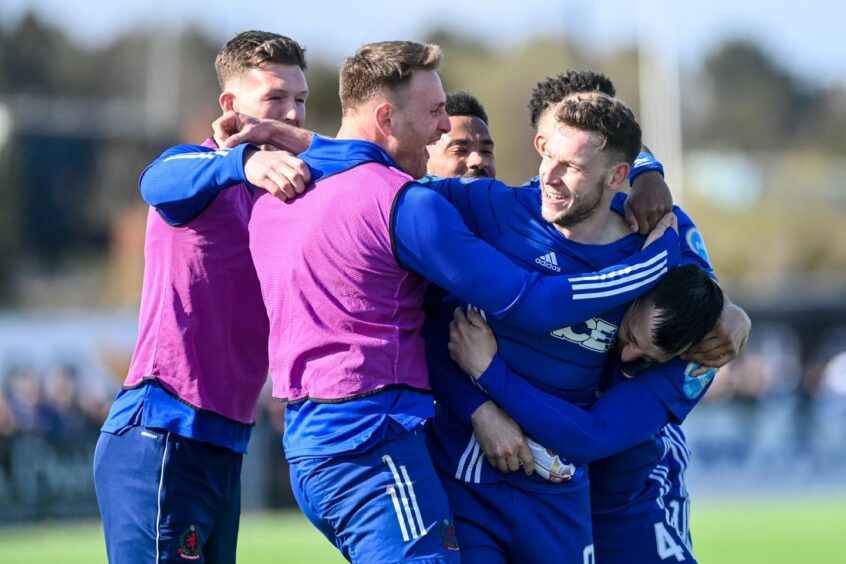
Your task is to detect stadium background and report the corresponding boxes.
[0,1,844,561]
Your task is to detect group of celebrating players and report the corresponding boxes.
[92,30,751,563]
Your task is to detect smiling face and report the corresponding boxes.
[427,115,496,178]
[387,70,451,179]
[536,124,613,228]
[221,62,309,126]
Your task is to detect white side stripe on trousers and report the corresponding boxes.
[383,455,427,542]
[386,486,410,542]
[155,431,171,563]
[455,435,484,484]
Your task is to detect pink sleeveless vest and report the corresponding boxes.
[249,162,431,402]
[124,139,269,424]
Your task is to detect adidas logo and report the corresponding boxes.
[535,251,561,272]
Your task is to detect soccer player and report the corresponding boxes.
[92,31,311,563]
[527,70,673,236]
[246,41,680,563]
[419,93,733,563]
[204,61,704,560]
[422,73,749,563]
[426,91,496,179]
[527,71,750,564]
[444,265,724,563]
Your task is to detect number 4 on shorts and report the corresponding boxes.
[654,522,686,561]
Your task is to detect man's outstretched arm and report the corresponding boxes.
[392,184,681,334]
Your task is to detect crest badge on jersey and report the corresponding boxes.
[683,362,717,399]
[685,228,711,265]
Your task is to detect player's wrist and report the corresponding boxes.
[470,400,498,423]
[467,354,494,380]
[268,122,313,153]
[629,152,665,184]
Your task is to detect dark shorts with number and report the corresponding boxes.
[592,506,696,564]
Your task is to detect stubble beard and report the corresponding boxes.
[542,180,605,228]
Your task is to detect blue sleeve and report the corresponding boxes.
[634,359,717,424]
[431,364,490,423]
[392,183,681,334]
[609,193,714,278]
[424,302,491,423]
[673,206,715,278]
[139,143,254,225]
[476,355,671,466]
[422,177,507,236]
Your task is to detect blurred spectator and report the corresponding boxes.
[0,360,114,438]
[5,366,54,435]
[77,382,113,428]
[703,322,801,404]
[42,363,88,437]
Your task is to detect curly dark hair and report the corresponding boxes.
[528,70,616,129]
[445,91,489,125]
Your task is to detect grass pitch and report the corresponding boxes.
[0,495,843,563]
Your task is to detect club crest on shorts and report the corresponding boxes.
[177,524,202,560]
[438,518,460,551]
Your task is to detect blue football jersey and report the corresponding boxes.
[590,356,715,513]
[589,359,713,562]
[422,177,707,493]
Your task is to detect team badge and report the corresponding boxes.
[683,363,717,399]
[438,519,460,551]
[685,228,711,265]
[177,524,202,560]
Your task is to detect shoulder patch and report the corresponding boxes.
[683,362,717,399]
[685,228,711,265]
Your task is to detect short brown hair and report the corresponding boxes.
[555,95,642,166]
[215,31,307,89]
[339,41,442,112]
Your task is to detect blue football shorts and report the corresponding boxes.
[288,425,461,563]
[94,425,242,563]
[437,468,594,564]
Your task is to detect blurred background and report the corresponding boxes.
[0,0,845,560]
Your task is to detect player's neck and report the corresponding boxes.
[336,116,382,147]
[554,202,631,245]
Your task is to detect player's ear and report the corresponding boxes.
[219,91,235,113]
[374,102,393,138]
[533,132,547,157]
[608,161,630,189]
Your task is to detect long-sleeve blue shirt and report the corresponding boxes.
[422,176,711,492]
[134,137,683,462]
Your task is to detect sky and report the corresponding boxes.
[1,0,845,86]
